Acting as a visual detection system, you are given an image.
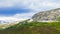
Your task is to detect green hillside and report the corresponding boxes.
[0,22,60,34]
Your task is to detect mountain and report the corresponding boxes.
[0,20,17,24]
[0,8,60,34]
[0,20,20,29]
[0,21,60,34]
[32,8,60,22]
[1,8,60,29]
[0,20,11,24]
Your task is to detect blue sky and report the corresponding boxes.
[0,0,60,21]
[0,7,31,16]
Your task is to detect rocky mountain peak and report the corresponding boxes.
[32,8,60,22]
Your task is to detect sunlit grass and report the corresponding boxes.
[0,21,60,34]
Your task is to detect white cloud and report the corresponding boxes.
[18,0,60,11]
[0,12,35,22]
[0,0,20,7]
[0,0,60,10]
[12,12,35,20]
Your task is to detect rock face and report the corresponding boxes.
[32,8,60,22]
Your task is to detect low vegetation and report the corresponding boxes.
[0,21,60,34]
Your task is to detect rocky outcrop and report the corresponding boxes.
[32,8,60,22]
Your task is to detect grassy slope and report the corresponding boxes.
[0,22,60,34]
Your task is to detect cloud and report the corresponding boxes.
[0,0,60,10]
[0,12,35,22]
[18,0,60,11]
[12,12,35,20]
[0,0,20,8]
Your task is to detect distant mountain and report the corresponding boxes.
[32,8,60,22]
[0,20,9,24]
[0,20,16,24]
[0,20,20,29]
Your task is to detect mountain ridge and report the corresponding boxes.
[32,8,60,22]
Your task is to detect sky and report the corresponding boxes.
[0,0,60,21]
